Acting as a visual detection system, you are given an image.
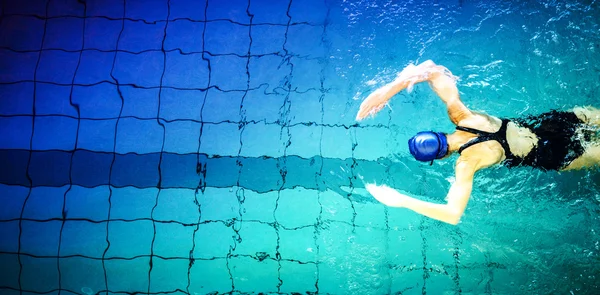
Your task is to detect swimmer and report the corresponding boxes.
[356,60,600,225]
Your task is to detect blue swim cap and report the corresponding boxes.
[408,131,448,162]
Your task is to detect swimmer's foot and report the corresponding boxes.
[356,60,451,121]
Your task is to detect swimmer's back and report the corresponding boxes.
[456,109,594,171]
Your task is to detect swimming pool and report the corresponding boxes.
[0,0,599,294]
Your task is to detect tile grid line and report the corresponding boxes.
[186,0,212,293]
[224,0,257,292]
[0,217,428,235]
[14,0,51,294]
[312,0,333,292]
[57,0,87,293]
[272,0,295,291]
[0,113,405,132]
[0,79,330,93]
[147,0,172,293]
[100,0,128,293]
[453,228,463,294]
[1,12,321,27]
[0,248,500,272]
[0,47,324,62]
[419,172,430,295]
[383,74,394,294]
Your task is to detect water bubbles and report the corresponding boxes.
[550,31,559,43]
[552,57,563,65]
[365,79,377,86]
[81,287,93,295]
[347,235,356,243]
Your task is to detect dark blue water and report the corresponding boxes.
[0,0,599,294]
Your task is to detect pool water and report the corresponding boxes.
[0,0,599,294]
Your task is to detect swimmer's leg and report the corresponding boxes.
[562,144,600,170]
[573,106,600,126]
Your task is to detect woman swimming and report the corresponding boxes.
[356,60,600,225]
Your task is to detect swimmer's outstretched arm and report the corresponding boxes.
[366,157,481,225]
[356,60,472,125]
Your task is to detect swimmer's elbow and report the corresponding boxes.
[447,215,461,226]
[430,207,462,225]
[445,209,463,226]
[424,203,463,225]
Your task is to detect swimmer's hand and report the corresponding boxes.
[365,183,406,208]
[355,60,438,121]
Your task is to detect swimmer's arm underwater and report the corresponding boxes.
[366,157,481,225]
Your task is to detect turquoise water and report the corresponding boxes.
[0,0,599,294]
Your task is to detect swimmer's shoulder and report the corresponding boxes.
[456,110,502,132]
[458,139,505,168]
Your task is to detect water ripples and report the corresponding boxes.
[333,0,600,292]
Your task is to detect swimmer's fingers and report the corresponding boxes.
[398,60,457,85]
[396,60,436,81]
[365,183,405,207]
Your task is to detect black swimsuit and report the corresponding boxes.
[456,110,587,171]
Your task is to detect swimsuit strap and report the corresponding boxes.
[455,125,495,136]
[456,119,514,158]
[457,135,494,154]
